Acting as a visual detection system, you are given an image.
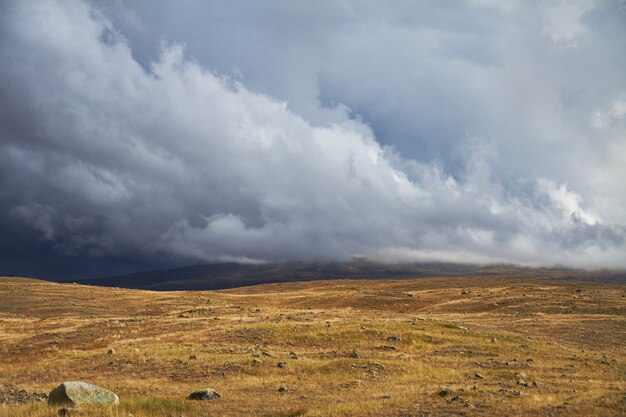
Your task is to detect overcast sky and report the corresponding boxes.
[1,0,625,278]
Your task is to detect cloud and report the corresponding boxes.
[0,0,625,278]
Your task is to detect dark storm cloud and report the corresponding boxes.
[0,0,625,278]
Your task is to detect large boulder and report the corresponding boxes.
[188,388,221,400]
[48,382,119,407]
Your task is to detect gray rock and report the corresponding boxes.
[188,388,221,400]
[387,336,402,342]
[437,387,455,397]
[48,382,119,407]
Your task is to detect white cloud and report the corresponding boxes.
[0,0,624,273]
[542,0,596,43]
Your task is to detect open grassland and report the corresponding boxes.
[0,277,625,416]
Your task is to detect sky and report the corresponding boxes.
[0,0,625,279]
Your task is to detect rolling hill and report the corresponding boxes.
[77,260,626,290]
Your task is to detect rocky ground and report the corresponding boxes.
[0,276,624,416]
[0,385,47,405]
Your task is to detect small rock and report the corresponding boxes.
[387,336,402,342]
[517,379,528,387]
[475,372,485,379]
[277,362,287,368]
[107,349,115,355]
[383,345,397,350]
[289,352,298,359]
[491,337,497,344]
[437,387,455,397]
[277,387,288,393]
[188,355,197,360]
[348,350,360,358]
[251,358,263,367]
[188,388,221,400]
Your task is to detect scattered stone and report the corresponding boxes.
[188,388,221,400]
[48,382,119,407]
[277,387,289,393]
[387,336,402,342]
[354,380,363,385]
[517,379,528,387]
[107,348,115,355]
[491,337,497,344]
[277,362,287,368]
[516,372,528,379]
[348,350,360,358]
[437,387,455,397]
[0,385,47,404]
[531,381,543,388]
[289,352,298,359]
[475,372,485,379]
[351,362,386,373]
[383,345,397,350]
[251,358,263,367]
[188,355,197,360]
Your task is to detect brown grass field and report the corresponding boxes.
[0,276,625,416]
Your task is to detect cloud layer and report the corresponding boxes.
[0,0,625,277]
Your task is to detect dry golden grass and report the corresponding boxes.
[0,276,625,416]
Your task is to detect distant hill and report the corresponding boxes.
[75,260,626,291]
